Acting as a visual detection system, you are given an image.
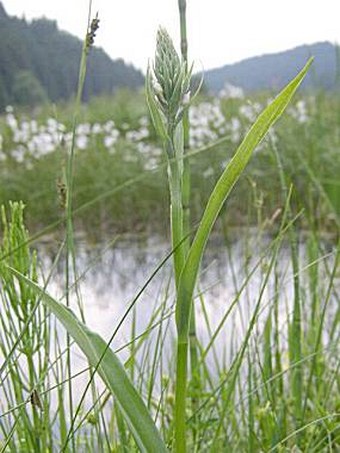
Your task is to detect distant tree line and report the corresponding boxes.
[203,41,340,94]
[0,2,144,110]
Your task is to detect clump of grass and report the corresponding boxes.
[1,91,340,238]
[0,201,50,451]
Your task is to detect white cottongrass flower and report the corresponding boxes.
[289,100,309,123]
[219,83,244,100]
[76,134,88,150]
[92,123,102,134]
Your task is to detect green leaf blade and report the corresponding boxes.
[8,267,168,453]
[176,58,313,341]
[146,66,168,142]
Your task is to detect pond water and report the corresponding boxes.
[0,230,338,436]
[39,231,338,369]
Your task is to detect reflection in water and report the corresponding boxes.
[1,232,337,436]
[39,232,338,371]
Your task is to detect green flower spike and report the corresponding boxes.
[146,27,192,156]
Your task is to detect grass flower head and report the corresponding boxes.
[146,27,192,153]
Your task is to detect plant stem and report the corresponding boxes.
[166,125,189,453]
[272,142,303,439]
[167,137,185,290]
[177,0,190,253]
[64,5,92,451]
[176,1,201,449]
[174,341,188,453]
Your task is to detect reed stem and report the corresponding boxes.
[177,0,201,448]
[174,341,189,453]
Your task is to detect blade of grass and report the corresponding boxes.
[7,268,167,453]
[174,59,312,452]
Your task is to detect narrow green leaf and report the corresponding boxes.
[8,267,168,453]
[176,58,313,341]
[146,66,168,142]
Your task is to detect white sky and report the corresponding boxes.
[3,0,340,73]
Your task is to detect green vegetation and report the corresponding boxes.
[0,2,143,111]
[12,71,48,107]
[0,2,339,453]
[0,89,339,239]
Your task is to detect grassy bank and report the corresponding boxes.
[0,88,339,239]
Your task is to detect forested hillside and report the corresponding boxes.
[204,42,340,94]
[0,2,144,110]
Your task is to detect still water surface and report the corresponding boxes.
[40,232,337,368]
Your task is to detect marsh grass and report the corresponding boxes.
[1,91,339,238]
[1,205,339,451]
[0,2,339,452]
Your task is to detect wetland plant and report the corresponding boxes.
[3,2,338,453]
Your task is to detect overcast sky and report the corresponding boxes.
[3,0,340,73]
